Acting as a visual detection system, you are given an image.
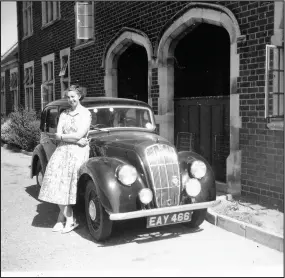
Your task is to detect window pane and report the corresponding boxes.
[49,62,53,80]
[78,15,92,27]
[48,84,53,102]
[46,107,58,132]
[78,27,92,39]
[27,7,31,34]
[30,67,33,84]
[29,88,33,110]
[53,1,57,20]
[1,77,4,90]
[48,1,52,22]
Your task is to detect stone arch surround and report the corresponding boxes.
[103,28,153,103]
[155,3,242,194]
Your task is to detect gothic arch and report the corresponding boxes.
[155,3,242,194]
[103,28,153,99]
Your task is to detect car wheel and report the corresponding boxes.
[85,180,113,241]
[36,160,44,187]
[184,209,207,228]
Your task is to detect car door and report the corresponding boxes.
[40,106,59,161]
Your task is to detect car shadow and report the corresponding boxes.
[73,210,204,247]
[25,183,204,244]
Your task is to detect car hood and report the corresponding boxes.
[89,130,171,150]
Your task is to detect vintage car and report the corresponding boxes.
[30,97,220,241]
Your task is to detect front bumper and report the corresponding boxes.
[109,199,221,221]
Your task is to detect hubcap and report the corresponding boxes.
[89,200,97,221]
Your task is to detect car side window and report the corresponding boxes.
[46,107,58,133]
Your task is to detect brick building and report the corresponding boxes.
[1,42,19,117]
[15,1,284,209]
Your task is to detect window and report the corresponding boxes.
[22,1,33,38]
[24,61,34,111]
[41,54,55,110]
[265,45,284,129]
[75,1,94,46]
[59,48,70,97]
[42,1,60,26]
[1,73,5,116]
[10,69,18,111]
[46,107,58,133]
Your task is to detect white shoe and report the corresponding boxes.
[52,222,65,232]
[61,220,79,234]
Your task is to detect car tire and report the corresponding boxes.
[184,209,207,228]
[85,180,113,242]
[36,160,44,187]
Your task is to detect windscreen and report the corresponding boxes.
[88,106,155,130]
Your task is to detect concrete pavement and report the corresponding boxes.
[1,144,284,276]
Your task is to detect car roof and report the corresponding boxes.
[46,97,152,109]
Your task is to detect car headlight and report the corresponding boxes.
[116,165,137,186]
[190,160,207,179]
[185,178,201,197]
[138,188,153,204]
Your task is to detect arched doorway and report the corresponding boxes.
[117,44,148,102]
[174,23,230,182]
[156,3,242,194]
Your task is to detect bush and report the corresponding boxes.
[1,108,41,152]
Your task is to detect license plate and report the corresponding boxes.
[146,211,192,228]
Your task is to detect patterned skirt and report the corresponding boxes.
[38,142,90,205]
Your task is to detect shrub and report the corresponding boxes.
[1,108,41,152]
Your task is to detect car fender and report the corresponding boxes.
[30,144,48,179]
[178,151,216,201]
[78,157,147,214]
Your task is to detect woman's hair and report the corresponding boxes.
[64,84,87,101]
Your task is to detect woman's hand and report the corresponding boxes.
[77,138,89,147]
[55,133,62,141]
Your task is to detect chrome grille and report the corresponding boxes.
[145,144,181,208]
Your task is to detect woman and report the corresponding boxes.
[38,85,91,233]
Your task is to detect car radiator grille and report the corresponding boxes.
[145,144,181,208]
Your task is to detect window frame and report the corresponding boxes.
[22,1,33,39]
[41,1,61,28]
[41,54,55,110]
[59,47,70,97]
[265,44,284,130]
[1,72,6,116]
[10,68,18,111]
[24,61,34,111]
[45,106,59,133]
[74,1,94,49]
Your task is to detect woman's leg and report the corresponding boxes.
[52,205,66,232]
[62,205,79,233]
[63,205,74,225]
[57,205,66,222]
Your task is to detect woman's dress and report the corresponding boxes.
[38,108,91,205]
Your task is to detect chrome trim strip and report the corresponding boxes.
[109,199,221,221]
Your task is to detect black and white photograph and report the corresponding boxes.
[1,0,284,277]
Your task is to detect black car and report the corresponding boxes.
[30,97,220,241]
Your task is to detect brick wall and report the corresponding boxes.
[18,1,283,209]
[233,1,284,210]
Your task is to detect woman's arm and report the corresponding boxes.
[55,109,91,143]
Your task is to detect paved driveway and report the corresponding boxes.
[1,147,283,277]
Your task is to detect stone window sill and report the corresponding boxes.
[41,18,60,30]
[267,120,284,130]
[74,40,94,51]
[22,33,33,41]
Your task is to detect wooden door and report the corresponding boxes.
[174,96,229,182]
